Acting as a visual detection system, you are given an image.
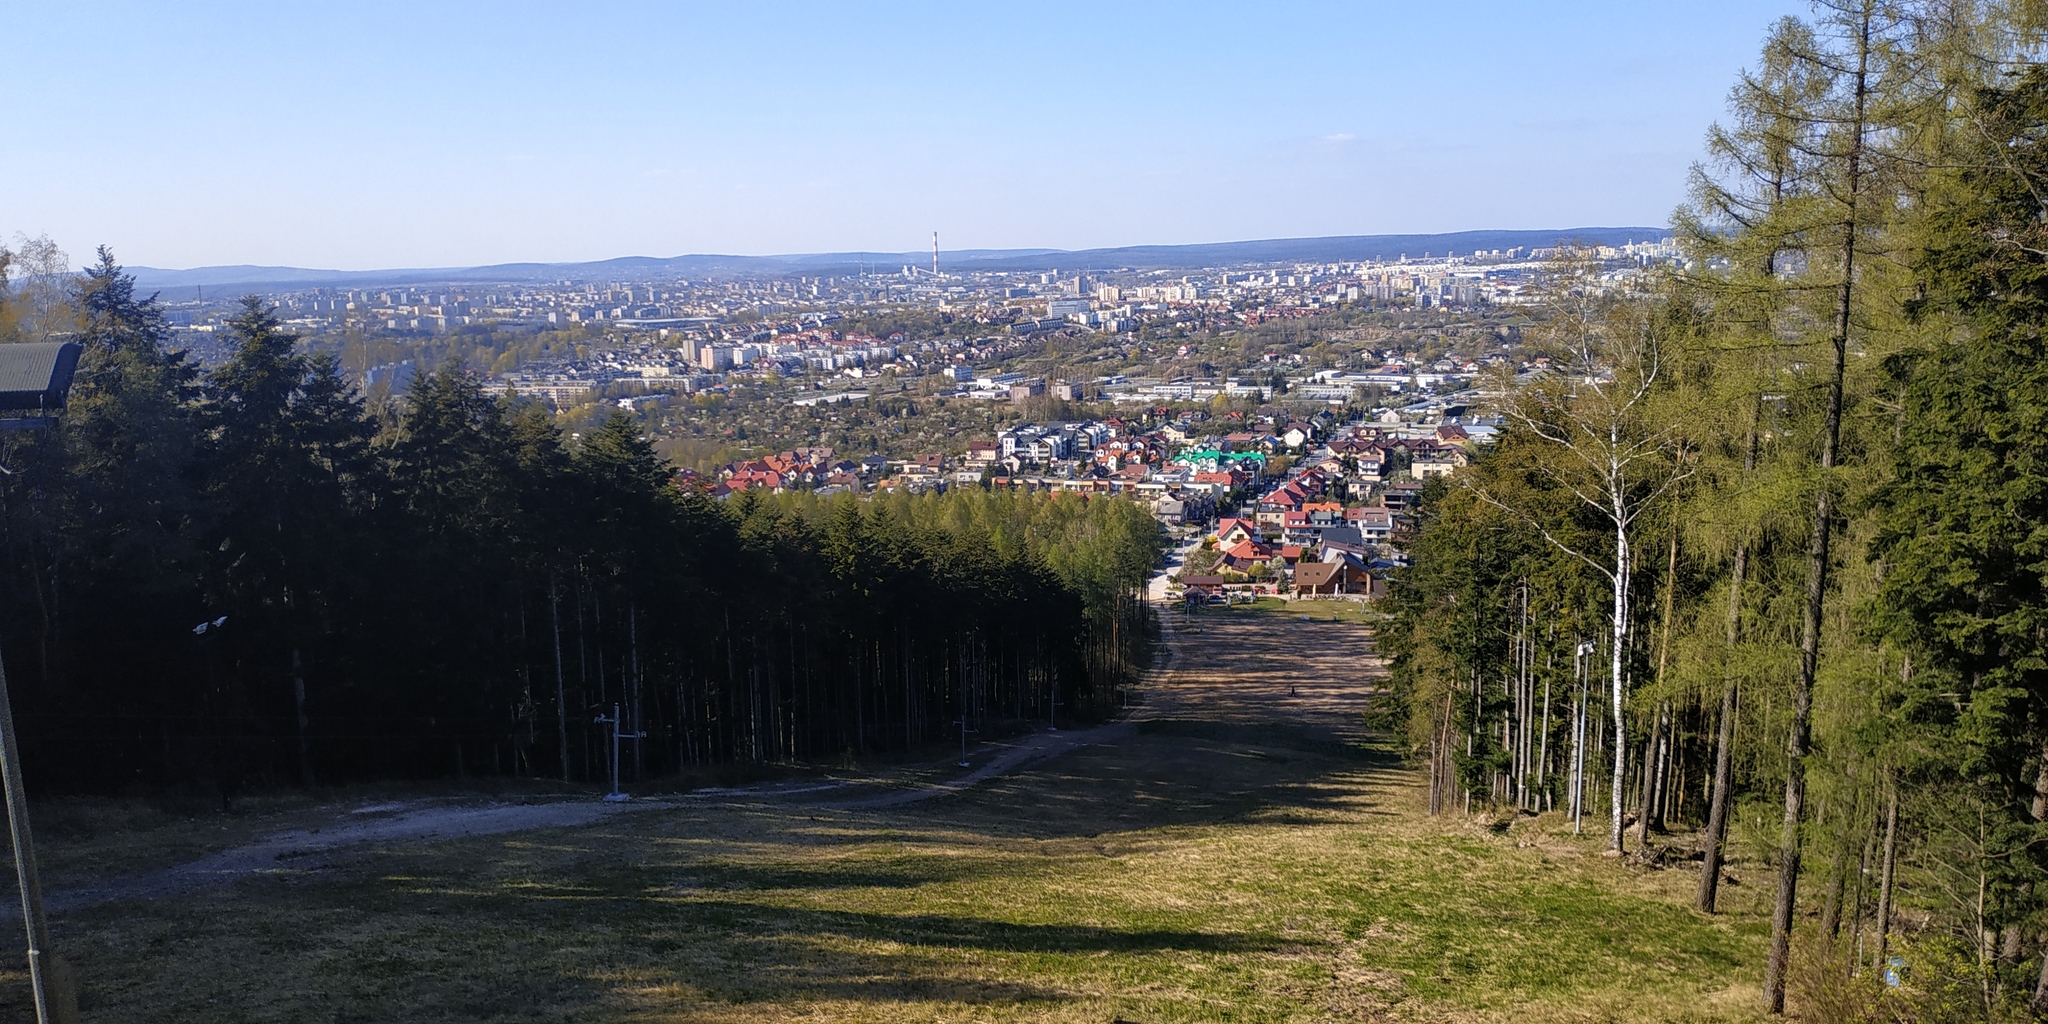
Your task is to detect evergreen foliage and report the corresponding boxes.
[0,266,1161,795]
[1375,4,2048,1015]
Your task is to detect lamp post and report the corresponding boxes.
[0,341,83,1024]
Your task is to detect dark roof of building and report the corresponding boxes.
[0,342,80,412]
[1294,561,1342,587]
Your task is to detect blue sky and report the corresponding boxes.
[0,1,1805,270]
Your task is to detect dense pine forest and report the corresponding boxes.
[0,252,1161,798]
[1377,2,2048,1017]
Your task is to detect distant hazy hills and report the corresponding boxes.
[128,227,1667,295]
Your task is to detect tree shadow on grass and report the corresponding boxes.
[165,873,1287,1018]
[895,716,1411,841]
[623,905,1293,1010]
[508,846,1048,895]
[653,902,1290,956]
[21,865,1289,1021]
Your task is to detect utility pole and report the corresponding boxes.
[593,704,644,803]
[954,716,976,769]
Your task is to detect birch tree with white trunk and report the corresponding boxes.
[1471,271,1690,853]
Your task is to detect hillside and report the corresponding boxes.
[124,227,1666,292]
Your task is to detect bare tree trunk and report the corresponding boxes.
[291,647,314,788]
[630,604,642,780]
[1875,775,1899,968]
[1540,643,1554,811]
[1847,813,1875,958]
[1467,668,1477,815]
[1764,11,1868,1010]
[1519,581,1533,809]
[1637,528,1681,847]
[1699,418,1756,913]
[1763,300,1844,1013]
[1636,710,1663,849]
[1819,798,1851,939]
[1442,693,1458,815]
[1652,727,1667,830]
[1428,694,1446,815]
[1699,681,1741,908]
[578,582,593,780]
[2029,748,2048,1010]
[550,577,569,782]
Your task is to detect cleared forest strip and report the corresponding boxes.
[0,602,1777,1023]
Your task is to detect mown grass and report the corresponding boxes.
[0,612,1770,1023]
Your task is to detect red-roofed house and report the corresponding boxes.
[1219,538,1276,571]
[1215,518,1259,547]
[1256,486,1306,528]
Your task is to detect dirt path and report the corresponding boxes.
[45,720,1152,911]
[1138,603,1379,739]
[47,799,638,911]
[819,721,1138,809]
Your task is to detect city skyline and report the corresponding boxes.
[119,226,1666,289]
[3,0,1803,270]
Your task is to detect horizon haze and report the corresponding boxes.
[120,225,1668,293]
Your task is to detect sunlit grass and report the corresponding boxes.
[11,736,1770,1023]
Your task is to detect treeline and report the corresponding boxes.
[0,253,1162,797]
[1379,3,2048,1019]
[312,319,604,385]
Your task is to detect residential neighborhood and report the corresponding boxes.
[687,392,1489,608]
[703,398,1485,553]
